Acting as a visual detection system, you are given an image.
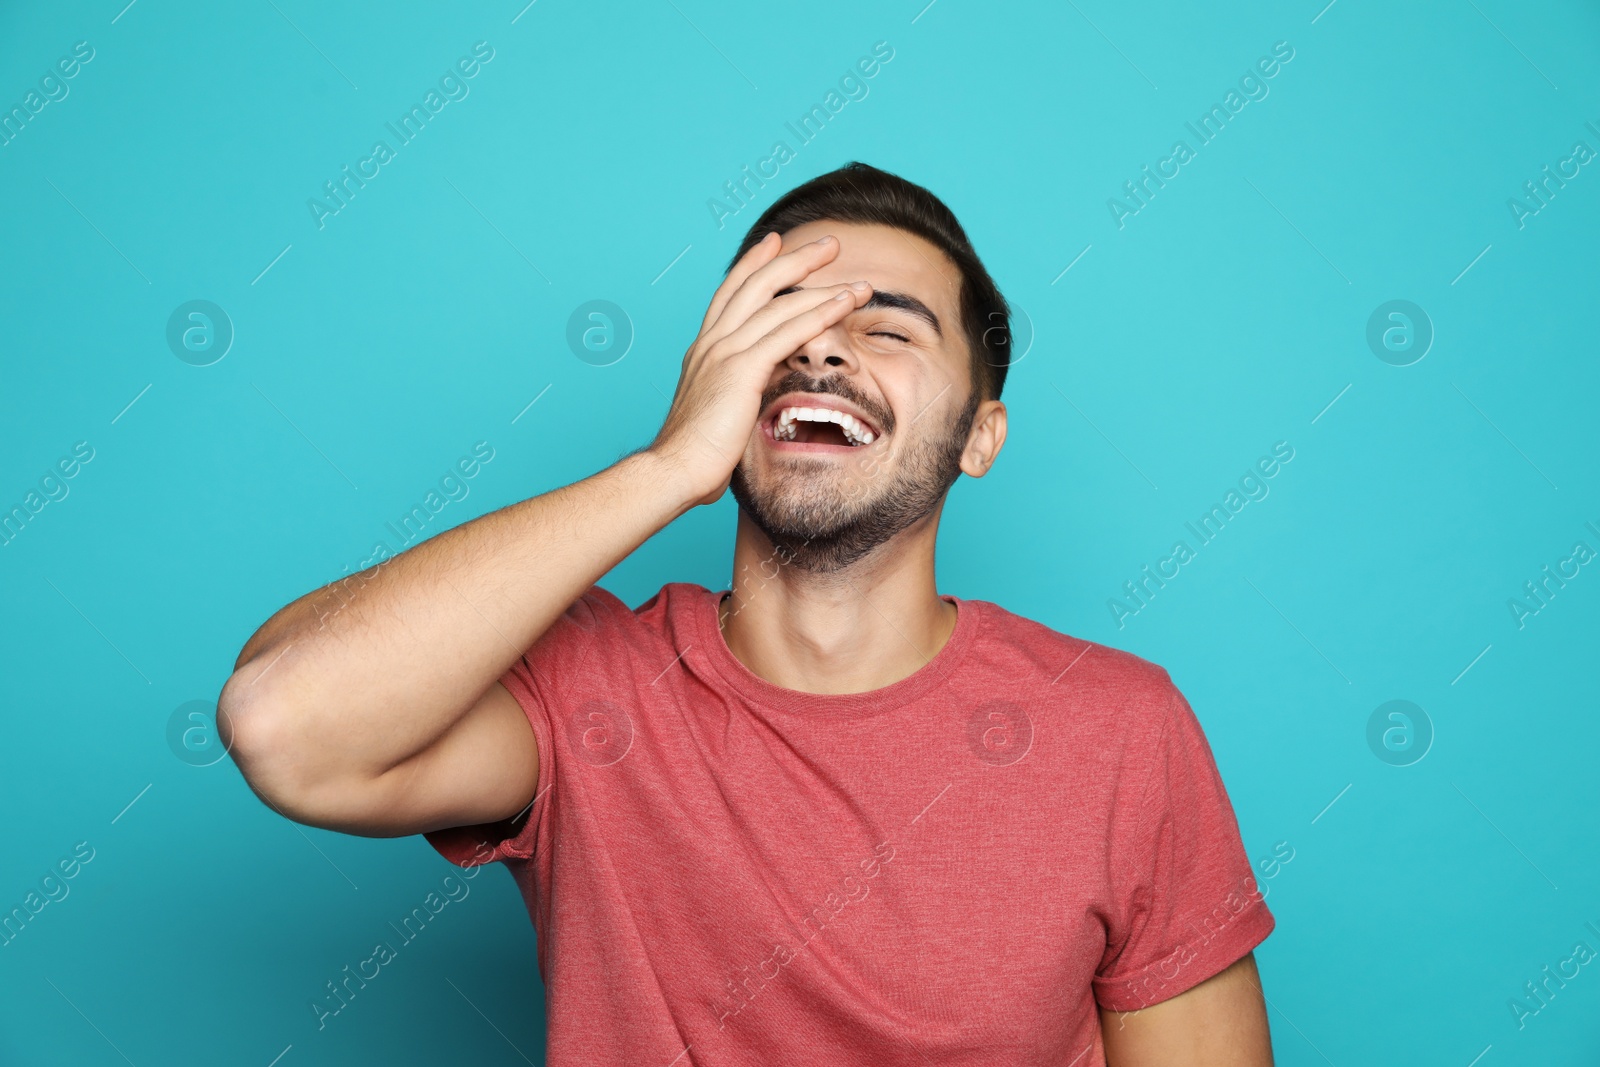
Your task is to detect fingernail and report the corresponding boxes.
[815,235,835,246]
[834,291,852,301]
[849,281,870,291]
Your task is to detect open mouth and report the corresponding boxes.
[765,404,880,449]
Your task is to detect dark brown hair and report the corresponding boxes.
[726,162,1013,402]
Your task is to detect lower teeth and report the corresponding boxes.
[774,421,868,446]
[778,432,859,445]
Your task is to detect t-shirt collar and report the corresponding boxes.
[686,583,981,719]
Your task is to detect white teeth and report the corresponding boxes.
[772,405,877,445]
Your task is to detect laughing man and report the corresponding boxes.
[221,162,1276,1066]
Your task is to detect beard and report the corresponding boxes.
[728,372,980,575]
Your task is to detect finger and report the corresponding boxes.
[713,235,840,339]
[737,286,869,369]
[680,240,780,382]
[699,231,780,336]
[699,231,777,335]
[703,235,843,345]
[679,279,862,403]
[714,281,870,355]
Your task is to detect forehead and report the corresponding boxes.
[779,220,962,329]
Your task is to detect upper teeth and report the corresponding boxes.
[773,406,875,445]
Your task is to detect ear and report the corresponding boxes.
[960,400,1007,477]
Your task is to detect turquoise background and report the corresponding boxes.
[3,0,1598,1063]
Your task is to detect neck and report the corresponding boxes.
[717,507,957,695]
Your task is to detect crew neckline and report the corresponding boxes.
[689,583,982,720]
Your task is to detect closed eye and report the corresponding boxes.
[869,331,910,342]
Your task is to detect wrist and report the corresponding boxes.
[621,446,711,518]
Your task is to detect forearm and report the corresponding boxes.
[220,448,691,793]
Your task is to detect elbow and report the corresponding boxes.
[217,659,396,835]
[217,663,336,828]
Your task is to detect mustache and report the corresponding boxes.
[760,370,894,436]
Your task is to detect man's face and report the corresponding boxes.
[728,220,994,574]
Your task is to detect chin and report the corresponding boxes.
[734,469,862,538]
[732,464,939,574]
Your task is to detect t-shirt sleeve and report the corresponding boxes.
[1092,680,1275,1012]
[422,584,616,869]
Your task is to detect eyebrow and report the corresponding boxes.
[778,286,943,338]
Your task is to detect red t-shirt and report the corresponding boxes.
[425,582,1273,1065]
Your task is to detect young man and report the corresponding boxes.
[220,162,1276,1065]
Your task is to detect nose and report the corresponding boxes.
[784,322,860,375]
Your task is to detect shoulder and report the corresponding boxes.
[965,597,1185,742]
[543,580,703,634]
[520,581,703,682]
[967,596,1178,698]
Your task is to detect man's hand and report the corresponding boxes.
[1099,952,1273,1066]
[217,227,877,840]
[648,230,874,506]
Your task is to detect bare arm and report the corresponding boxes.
[217,450,696,836]
[1099,952,1273,1066]
[217,231,875,838]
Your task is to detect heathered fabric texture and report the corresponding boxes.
[426,582,1273,1065]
